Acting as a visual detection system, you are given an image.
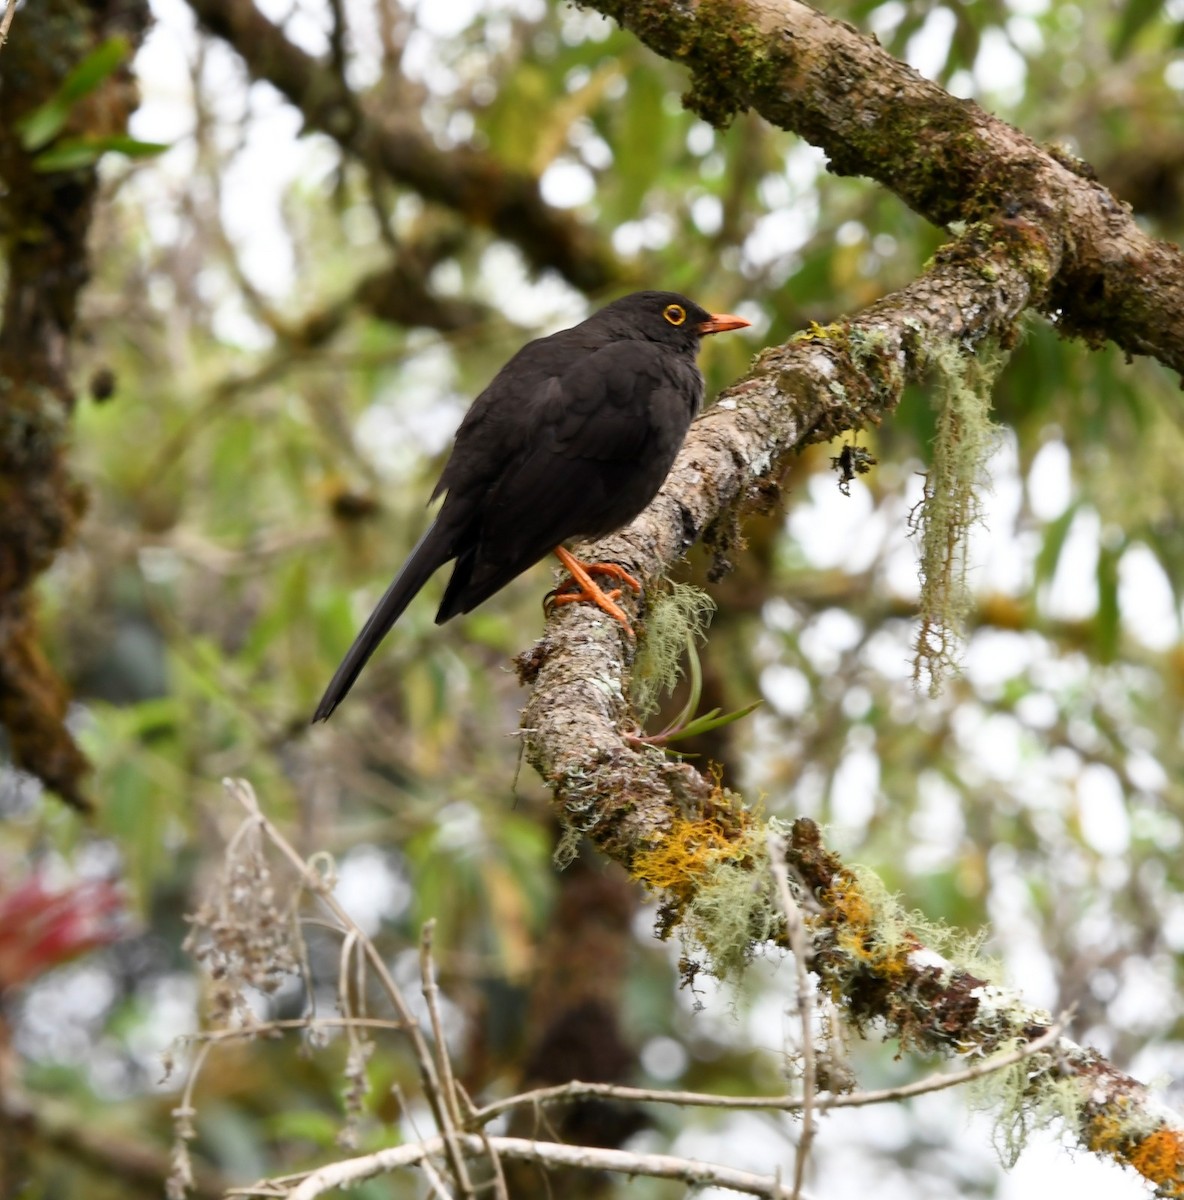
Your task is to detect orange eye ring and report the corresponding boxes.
[663,304,687,326]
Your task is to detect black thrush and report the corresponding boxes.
[312,290,750,721]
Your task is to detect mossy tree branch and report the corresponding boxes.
[517,215,1182,1187]
[0,0,151,810]
[786,818,1184,1192]
[521,217,1048,866]
[581,0,1184,380]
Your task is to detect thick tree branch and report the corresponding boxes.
[520,218,1047,862]
[784,819,1184,1192]
[582,0,1184,378]
[516,222,1183,1187]
[0,0,150,809]
[185,0,624,294]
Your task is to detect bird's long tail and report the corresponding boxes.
[312,521,453,722]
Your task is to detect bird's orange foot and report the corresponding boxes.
[576,561,642,593]
[548,547,639,637]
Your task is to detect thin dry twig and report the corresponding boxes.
[420,921,462,1129]
[468,1019,1068,1124]
[0,0,18,49]
[280,1132,806,1200]
[221,778,474,1197]
[419,1156,457,1200]
[419,920,476,1198]
[180,1016,409,1048]
[168,1040,213,1199]
[768,832,816,1200]
[455,1079,509,1200]
[249,1025,1068,1200]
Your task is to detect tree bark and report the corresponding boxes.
[0,0,151,809]
[582,0,1184,379]
[516,1,1184,1188]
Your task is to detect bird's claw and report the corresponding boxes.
[580,562,643,593]
[546,547,638,637]
[550,586,622,606]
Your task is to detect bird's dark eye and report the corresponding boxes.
[663,304,686,326]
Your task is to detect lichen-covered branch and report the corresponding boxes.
[520,217,1049,866]
[0,0,150,809]
[581,0,1184,379]
[517,220,1183,1189]
[185,0,623,294]
[786,818,1184,1194]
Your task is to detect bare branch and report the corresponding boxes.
[281,1132,809,1200]
[0,0,17,49]
[467,1019,1067,1123]
[419,921,476,1199]
[768,832,816,1200]
[181,1016,410,1044]
[419,1157,458,1200]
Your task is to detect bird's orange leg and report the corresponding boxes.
[548,546,639,636]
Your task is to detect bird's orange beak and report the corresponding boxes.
[697,312,752,336]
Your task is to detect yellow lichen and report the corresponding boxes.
[1129,1128,1184,1187]
[792,319,846,343]
[633,805,775,980]
[821,865,996,983]
[633,810,754,896]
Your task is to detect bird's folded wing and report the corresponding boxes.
[547,341,673,462]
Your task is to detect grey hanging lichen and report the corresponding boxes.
[910,338,1009,695]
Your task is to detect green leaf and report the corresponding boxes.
[60,36,132,103]
[1033,501,1079,591]
[17,37,132,151]
[659,700,763,743]
[17,100,73,153]
[32,140,102,172]
[94,134,170,158]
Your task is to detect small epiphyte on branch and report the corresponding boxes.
[831,442,877,495]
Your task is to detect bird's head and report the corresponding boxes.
[592,291,751,351]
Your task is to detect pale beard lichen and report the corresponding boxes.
[910,340,1009,696]
[631,581,717,720]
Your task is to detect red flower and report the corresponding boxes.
[0,873,124,990]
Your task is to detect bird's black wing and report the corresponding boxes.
[312,337,583,719]
[436,340,697,620]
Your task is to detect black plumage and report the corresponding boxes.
[313,290,749,721]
